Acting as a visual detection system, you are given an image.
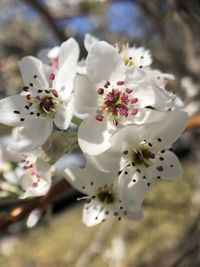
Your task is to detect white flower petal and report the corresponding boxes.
[19,56,50,91]
[20,158,52,199]
[146,69,175,89]
[147,110,188,150]
[127,108,167,125]
[124,208,144,221]
[119,171,153,210]
[84,33,99,52]
[133,81,172,109]
[58,38,79,68]
[64,163,116,195]
[8,119,53,153]
[110,124,143,152]
[86,151,126,173]
[20,176,51,199]
[86,41,126,83]
[82,202,107,227]
[122,46,152,68]
[55,151,85,176]
[53,98,73,130]
[0,95,37,126]
[148,150,183,180]
[47,46,60,59]
[76,60,87,75]
[74,74,97,114]
[54,38,79,98]
[35,158,52,179]
[78,116,113,155]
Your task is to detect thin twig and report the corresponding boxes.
[0,179,70,231]
[19,0,66,42]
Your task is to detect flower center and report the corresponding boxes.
[97,188,116,204]
[123,56,134,67]
[96,81,138,125]
[13,73,60,122]
[124,142,155,168]
[26,89,59,119]
[121,44,134,67]
[40,96,54,112]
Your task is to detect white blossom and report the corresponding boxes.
[86,110,188,184]
[19,157,53,199]
[0,38,79,152]
[64,163,146,226]
[75,41,178,155]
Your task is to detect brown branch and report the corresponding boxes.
[0,179,70,231]
[19,0,66,43]
[171,0,200,76]
[136,0,166,35]
[187,114,200,130]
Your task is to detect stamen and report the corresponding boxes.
[49,73,55,80]
[97,88,104,95]
[157,166,164,172]
[26,94,31,100]
[52,89,58,97]
[104,81,110,88]
[125,88,133,94]
[23,86,29,92]
[95,114,104,121]
[131,98,138,104]
[32,182,38,188]
[113,119,118,125]
[131,109,138,115]
[116,81,124,86]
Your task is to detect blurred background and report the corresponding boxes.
[0,0,200,266]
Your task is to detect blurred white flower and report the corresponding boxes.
[104,236,126,266]
[19,158,53,199]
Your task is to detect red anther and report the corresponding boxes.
[131,109,138,115]
[97,88,104,95]
[32,182,38,188]
[52,89,58,97]
[95,114,104,121]
[113,119,118,126]
[125,88,133,93]
[116,81,124,86]
[131,98,138,104]
[49,72,55,80]
[104,81,110,88]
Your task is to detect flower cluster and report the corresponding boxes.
[0,35,188,227]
